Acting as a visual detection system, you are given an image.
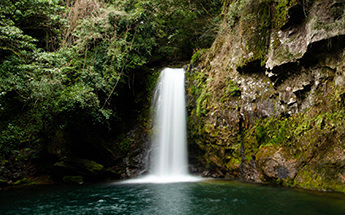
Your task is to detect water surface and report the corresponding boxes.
[0,180,345,215]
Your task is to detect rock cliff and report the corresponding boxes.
[187,0,345,193]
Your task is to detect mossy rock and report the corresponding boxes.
[256,145,280,160]
[54,158,104,176]
[62,176,84,185]
[294,146,345,193]
[76,159,104,174]
[225,157,241,170]
[191,49,208,65]
[294,166,338,192]
[13,178,30,185]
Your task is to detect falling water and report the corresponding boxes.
[151,68,188,177]
[125,68,199,183]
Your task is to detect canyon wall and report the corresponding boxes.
[187,0,345,193]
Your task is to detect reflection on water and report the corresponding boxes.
[0,180,345,215]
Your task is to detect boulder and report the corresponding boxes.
[54,158,104,179]
[256,146,300,180]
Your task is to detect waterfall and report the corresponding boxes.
[124,68,199,183]
[151,68,188,177]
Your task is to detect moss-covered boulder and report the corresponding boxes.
[54,158,104,180]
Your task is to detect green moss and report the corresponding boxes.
[275,0,289,29]
[227,80,241,97]
[253,117,291,146]
[235,0,273,68]
[13,178,29,185]
[196,90,210,117]
[144,71,160,103]
[191,49,208,65]
[226,157,241,170]
[294,167,327,191]
[117,135,132,152]
[220,79,241,103]
[256,1,272,65]
[0,179,8,184]
[274,0,301,29]
[254,125,266,143]
[79,159,104,174]
[55,158,104,175]
[204,124,214,133]
[187,69,210,118]
[211,130,219,137]
[226,0,246,29]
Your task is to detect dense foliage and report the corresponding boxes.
[0,0,222,181]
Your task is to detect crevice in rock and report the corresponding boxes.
[269,62,300,86]
[267,35,345,86]
[281,4,306,30]
[237,60,266,74]
[301,35,345,67]
[293,81,313,100]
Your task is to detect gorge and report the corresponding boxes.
[1,0,345,211]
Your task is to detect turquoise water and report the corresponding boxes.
[1,180,345,215]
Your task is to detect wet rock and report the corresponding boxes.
[279,89,298,114]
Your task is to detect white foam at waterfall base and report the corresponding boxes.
[124,68,200,184]
[124,175,201,184]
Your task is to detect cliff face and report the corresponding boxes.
[187,0,345,192]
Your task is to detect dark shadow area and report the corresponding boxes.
[301,35,345,66]
[237,60,266,74]
[270,62,301,86]
[281,4,306,30]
